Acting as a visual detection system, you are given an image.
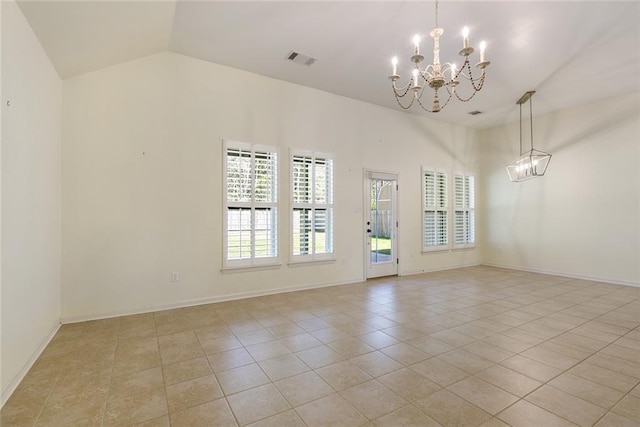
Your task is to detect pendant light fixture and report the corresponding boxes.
[506,91,552,182]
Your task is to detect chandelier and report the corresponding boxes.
[388,0,490,113]
[506,91,552,182]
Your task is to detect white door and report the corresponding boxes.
[365,171,398,278]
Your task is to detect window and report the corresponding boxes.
[291,151,334,261]
[422,168,448,251]
[223,141,278,268]
[454,173,475,247]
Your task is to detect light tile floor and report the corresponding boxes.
[2,266,640,426]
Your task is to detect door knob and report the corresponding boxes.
[367,229,371,233]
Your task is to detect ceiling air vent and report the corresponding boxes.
[468,110,483,115]
[286,51,316,66]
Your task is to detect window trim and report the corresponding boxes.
[422,166,449,253]
[453,171,476,249]
[290,149,335,264]
[222,139,280,270]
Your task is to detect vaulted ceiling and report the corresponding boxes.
[16,1,640,128]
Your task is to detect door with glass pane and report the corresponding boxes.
[365,171,398,278]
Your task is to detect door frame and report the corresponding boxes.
[363,169,399,279]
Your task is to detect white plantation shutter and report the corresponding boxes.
[292,151,334,260]
[224,141,278,268]
[454,173,475,247]
[423,168,448,251]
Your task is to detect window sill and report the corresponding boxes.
[221,263,282,274]
[288,258,336,267]
[453,245,476,251]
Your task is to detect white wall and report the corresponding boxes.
[61,52,480,321]
[479,93,640,285]
[1,0,62,404]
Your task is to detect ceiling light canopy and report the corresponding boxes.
[388,0,490,113]
[506,91,552,182]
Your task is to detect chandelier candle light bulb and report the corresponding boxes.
[388,0,490,113]
[462,27,470,49]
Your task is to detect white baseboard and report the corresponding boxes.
[1,322,61,408]
[61,276,365,324]
[481,262,640,288]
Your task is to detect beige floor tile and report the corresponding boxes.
[415,389,492,426]
[349,351,403,378]
[208,347,254,373]
[429,329,476,348]
[328,338,376,358]
[340,379,407,420]
[410,357,468,387]
[296,345,346,369]
[549,372,625,409]
[103,387,168,426]
[358,331,400,349]
[378,367,441,402]
[612,395,640,422]
[478,417,511,427]
[595,411,639,427]
[227,383,291,426]
[462,341,515,363]
[372,404,441,426]
[246,409,305,427]
[497,399,577,427]
[275,371,334,407]
[316,360,373,391]
[476,364,542,397]
[199,335,243,354]
[295,393,368,427]
[110,366,164,398]
[379,343,430,366]
[568,362,639,393]
[258,353,310,381]
[407,336,455,356]
[500,354,563,382]
[278,333,324,352]
[165,375,223,413]
[216,363,271,396]
[448,376,519,415]
[235,329,277,347]
[133,414,171,426]
[520,346,581,370]
[6,267,640,427]
[169,398,237,426]
[526,385,607,426]
[37,399,105,426]
[587,353,640,379]
[438,349,494,374]
[162,356,212,385]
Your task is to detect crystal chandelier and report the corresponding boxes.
[506,91,552,182]
[388,0,490,113]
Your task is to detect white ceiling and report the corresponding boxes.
[16,1,640,129]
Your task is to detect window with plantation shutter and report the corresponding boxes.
[422,167,448,251]
[223,140,278,268]
[291,151,334,261]
[454,173,475,248]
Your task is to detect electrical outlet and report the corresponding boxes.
[171,272,179,282]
